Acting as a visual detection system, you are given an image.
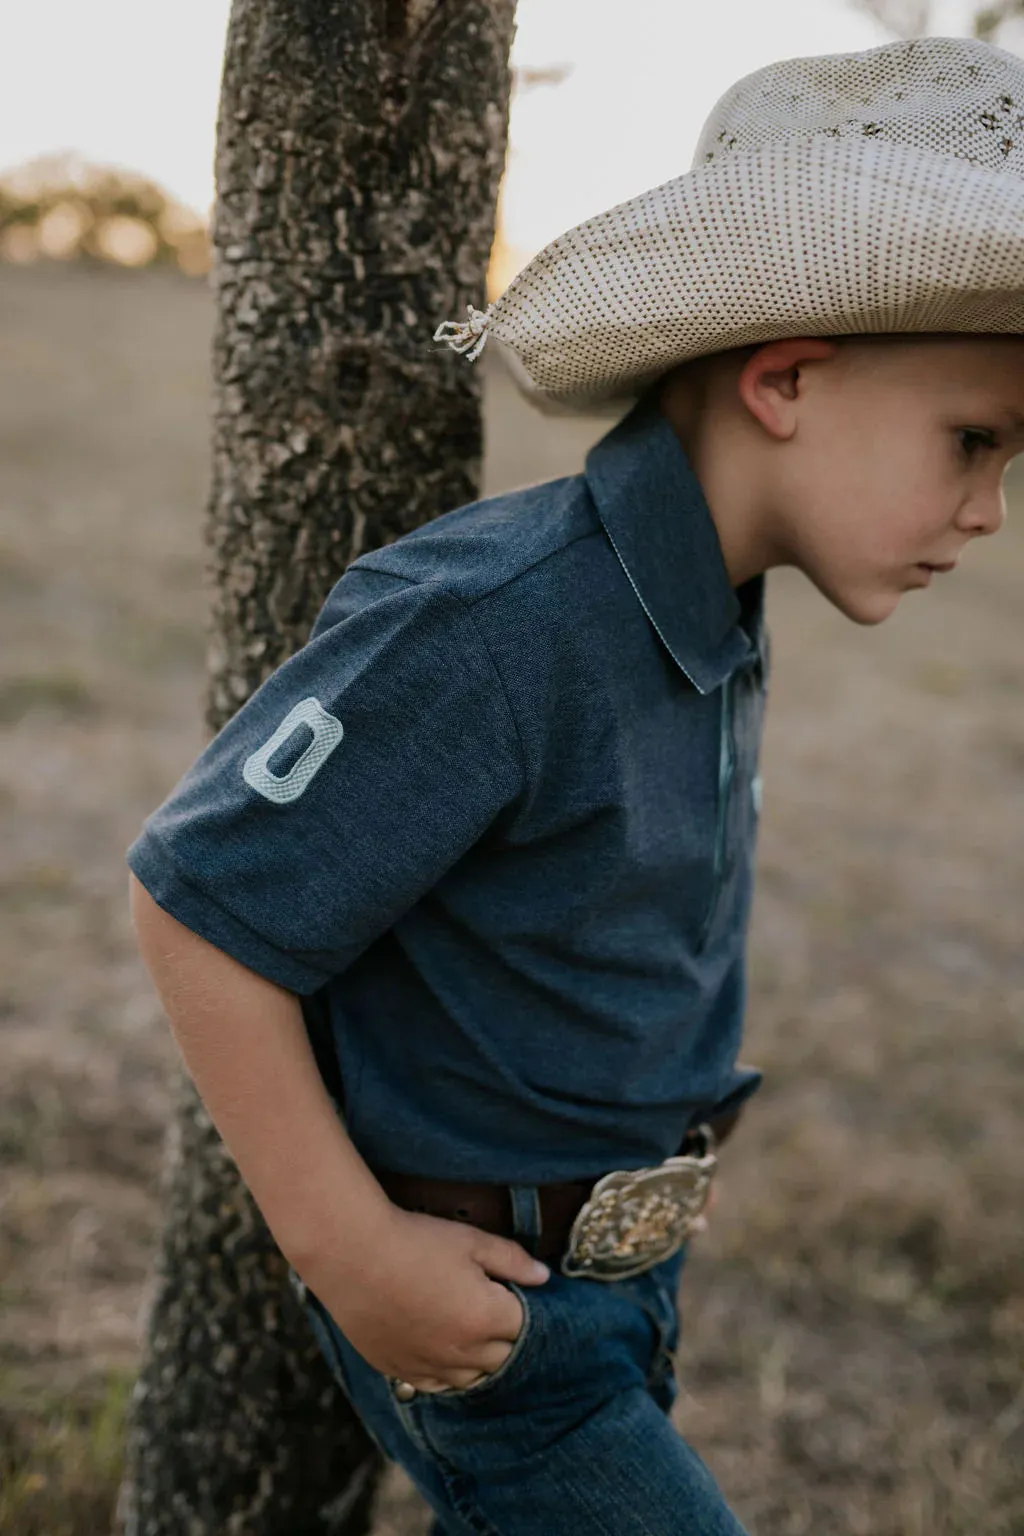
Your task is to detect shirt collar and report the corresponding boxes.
[584,387,763,695]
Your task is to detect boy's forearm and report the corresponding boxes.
[128,873,392,1273]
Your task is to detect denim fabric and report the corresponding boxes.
[127,386,770,1183]
[290,1233,748,1536]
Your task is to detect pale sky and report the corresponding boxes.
[0,0,984,259]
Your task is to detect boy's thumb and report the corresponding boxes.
[478,1234,551,1286]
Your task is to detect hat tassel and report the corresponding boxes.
[433,303,494,362]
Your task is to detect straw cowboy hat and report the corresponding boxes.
[433,35,1024,413]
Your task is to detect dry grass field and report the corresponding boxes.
[1,260,1022,1535]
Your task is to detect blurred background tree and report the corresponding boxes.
[0,152,211,274]
[856,0,1024,40]
[0,63,566,292]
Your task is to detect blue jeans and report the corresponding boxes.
[292,1199,749,1534]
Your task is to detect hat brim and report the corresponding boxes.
[488,133,1024,414]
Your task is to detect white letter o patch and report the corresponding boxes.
[242,697,343,805]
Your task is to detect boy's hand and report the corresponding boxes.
[305,1178,722,1391]
[301,1203,551,1395]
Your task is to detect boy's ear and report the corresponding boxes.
[738,337,839,441]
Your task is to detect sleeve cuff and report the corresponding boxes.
[126,829,330,996]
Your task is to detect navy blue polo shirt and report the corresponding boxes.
[127,387,770,1183]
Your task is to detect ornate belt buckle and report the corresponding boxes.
[560,1124,718,1281]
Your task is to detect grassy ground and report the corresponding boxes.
[1,260,1022,1534]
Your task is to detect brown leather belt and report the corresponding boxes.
[368,1108,741,1269]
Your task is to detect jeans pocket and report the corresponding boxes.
[410,1280,536,1405]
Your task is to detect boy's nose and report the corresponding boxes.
[957,486,1007,538]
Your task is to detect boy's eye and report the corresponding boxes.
[957,427,999,458]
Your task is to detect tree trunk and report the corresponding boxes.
[116,1,517,1530]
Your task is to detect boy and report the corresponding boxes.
[128,35,1024,1534]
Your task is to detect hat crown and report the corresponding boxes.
[693,35,1024,180]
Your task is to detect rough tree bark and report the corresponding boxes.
[116,1,518,1530]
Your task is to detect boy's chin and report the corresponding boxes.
[807,571,901,626]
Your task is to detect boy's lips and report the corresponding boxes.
[908,559,957,588]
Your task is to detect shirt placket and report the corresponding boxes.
[696,634,769,952]
[696,672,737,953]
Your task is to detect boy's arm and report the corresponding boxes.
[130,874,551,1395]
[129,872,392,1272]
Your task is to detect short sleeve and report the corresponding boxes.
[126,567,524,993]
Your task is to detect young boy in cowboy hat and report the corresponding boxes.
[127,33,1024,1535]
